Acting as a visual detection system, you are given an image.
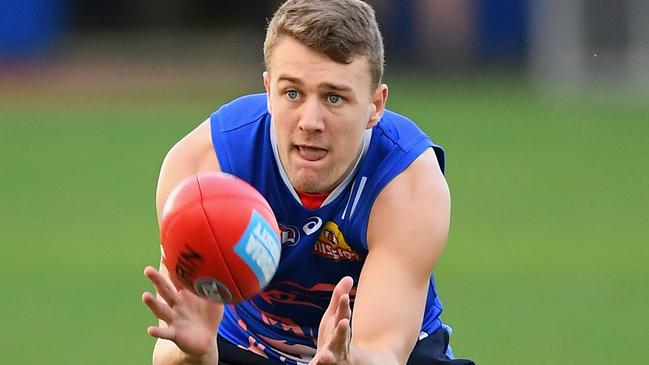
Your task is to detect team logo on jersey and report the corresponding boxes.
[313,221,360,262]
[279,223,300,246]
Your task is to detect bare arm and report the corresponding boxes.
[311,148,450,365]
[142,119,224,365]
[154,119,221,221]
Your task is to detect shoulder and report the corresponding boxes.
[371,147,448,221]
[156,94,268,221]
[373,110,446,173]
[366,147,450,253]
[376,110,426,144]
[210,93,269,132]
[155,119,219,220]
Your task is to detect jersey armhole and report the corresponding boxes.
[210,111,234,174]
[359,137,435,251]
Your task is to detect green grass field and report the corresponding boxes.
[1,73,647,364]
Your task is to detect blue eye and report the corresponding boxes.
[286,90,299,100]
[328,94,343,104]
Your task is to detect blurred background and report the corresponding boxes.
[1,1,647,364]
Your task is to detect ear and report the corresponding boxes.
[263,71,272,114]
[366,84,388,129]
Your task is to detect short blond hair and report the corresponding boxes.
[264,0,385,86]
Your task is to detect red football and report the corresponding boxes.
[159,172,281,303]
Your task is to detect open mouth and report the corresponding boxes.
[296,145,327,161]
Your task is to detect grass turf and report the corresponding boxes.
[1,75,647,364]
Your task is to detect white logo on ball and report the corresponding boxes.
[245,222,281,284]
[194,278,232,302]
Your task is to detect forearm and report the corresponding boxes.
[349,346,401,365]
[152,339,218,365]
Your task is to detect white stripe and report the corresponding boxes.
[321,128,372,207]
[270,119,301,204]
[341,178,357,220]
[349,176,367,218]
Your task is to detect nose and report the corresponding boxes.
[297,97,324,133]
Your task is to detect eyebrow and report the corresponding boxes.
[277,76,303,85]
[277,75,353,93]
[321,82,353,93]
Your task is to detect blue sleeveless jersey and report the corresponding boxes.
[210,93,446,364]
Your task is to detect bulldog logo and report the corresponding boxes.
[313,221,360,262]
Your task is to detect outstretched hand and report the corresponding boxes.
[309,276,354,365]
[142,266,223,358]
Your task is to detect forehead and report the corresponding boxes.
[268,37,372,91]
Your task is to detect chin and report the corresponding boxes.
[291,172,330,194]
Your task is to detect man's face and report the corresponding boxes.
[264,36,387,194]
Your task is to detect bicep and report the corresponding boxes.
[155,119,220,221]
[351,148,450,363]
[154,117,220,307]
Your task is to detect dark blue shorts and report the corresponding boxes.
[217,326,475,365]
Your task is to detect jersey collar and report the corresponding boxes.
[269,119,372,208]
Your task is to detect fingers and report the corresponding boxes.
[329,278,352,328]
[330,318,351,356]
[323,276,354,317]
[147,325,176,341]
[312,318,351,365]
[142,291,174,323]
[312,351,336,365]
[335,293,351,325]
[336,276,354,294]
[316,283,352,364]
[144,266,178,307]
